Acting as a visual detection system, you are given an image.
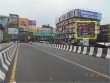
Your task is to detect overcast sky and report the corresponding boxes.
[0,0,110,27]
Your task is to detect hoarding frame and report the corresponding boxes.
[75,21,98,40]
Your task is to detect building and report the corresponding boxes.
[0,15,9,42]
[0,30,3,42]
[97,24,110,42]
[55,9,102,44]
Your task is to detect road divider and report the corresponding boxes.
[0,43,17,82]
[44,44,110,59]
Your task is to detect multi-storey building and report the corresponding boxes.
[0,15,9,42]
[97,24,110,42]
[55,9,102,44]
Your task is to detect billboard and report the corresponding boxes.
[0,16,8,29]
[9,14,19,28]
[29,20,36,27]
[29,20,36,32]
[8,28,18,34]
[80,10,102,20]
[19,18,29,28]
[75,21,98,40]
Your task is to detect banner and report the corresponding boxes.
[19,18,29,28]
[8,28,18,34]
[29,20,36,32]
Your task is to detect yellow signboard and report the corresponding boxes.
[29,29,37,32]
[19,18,29,28]
[74,21,98,40]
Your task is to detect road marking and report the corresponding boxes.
[9,45,19,83]
[33,45,110,80]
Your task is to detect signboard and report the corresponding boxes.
[29,20,36,32]
[0,16,8,30]
[8,28,18,34]
[80,10,102,20]
[29,20,36,27]
[19,18,29,28]
[75,21,98,40]
[9,14,19,28]
[74,9,80,17]
[33,32,54,36]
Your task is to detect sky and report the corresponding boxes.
[0,0,110,27]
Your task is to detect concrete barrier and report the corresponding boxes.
[0,43,17,82]
[48,44,110,59]
[66,45,69,51]
[69,45,73,52]
[106,49,110,59]
[63,45,66,51]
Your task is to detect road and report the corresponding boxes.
[6,43,110,83]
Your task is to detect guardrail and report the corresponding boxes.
[0,42,14,51]
[49,44,110,59]
[0,43,17,82]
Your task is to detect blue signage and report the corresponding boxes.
[80,10,102,20]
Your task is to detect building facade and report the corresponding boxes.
[55,9,102,44]
[97,24,110,42]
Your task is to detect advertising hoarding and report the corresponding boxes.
[80,10,102,20]
[29,20,36,27]
[8,28,18,34]
[0,16,8,29]
[29,20,36,32]
[9,14,19,28]
[75,21,98,40]
[19,18,29,28]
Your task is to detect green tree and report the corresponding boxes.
[3,34,12,42]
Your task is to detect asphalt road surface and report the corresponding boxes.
[8,43,110,83]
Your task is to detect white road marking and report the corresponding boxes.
[33,45,110,80]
